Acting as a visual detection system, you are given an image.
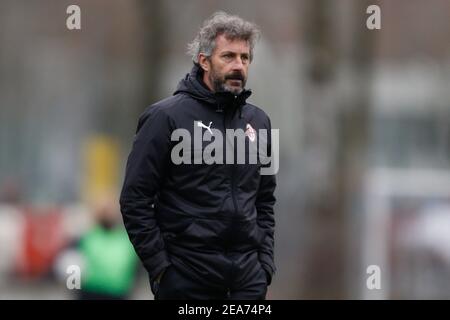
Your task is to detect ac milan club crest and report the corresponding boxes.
[245,123,256,142]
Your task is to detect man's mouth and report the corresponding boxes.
[225,72,244,82]
[227,79,242,86]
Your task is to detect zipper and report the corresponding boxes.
[231,98,240,220]
[222,99,241,287]
[224,108,239,220]
[230,163,239,219]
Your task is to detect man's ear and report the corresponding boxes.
[198,54,210,72]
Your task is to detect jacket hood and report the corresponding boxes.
[174,63,252,115]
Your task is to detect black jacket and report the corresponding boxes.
[120,64,276,288]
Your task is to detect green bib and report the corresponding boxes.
[79,226,138,297]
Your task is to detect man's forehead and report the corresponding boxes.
[214,34,250,53]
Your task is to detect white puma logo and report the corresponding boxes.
[197,121,213,135]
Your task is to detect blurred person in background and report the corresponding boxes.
[120,11,277,300]
[56,193,139,300]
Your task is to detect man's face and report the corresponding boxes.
[203,34,250,95]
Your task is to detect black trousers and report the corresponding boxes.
[151,264,268,300]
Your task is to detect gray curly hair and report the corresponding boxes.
[187,11,260,64]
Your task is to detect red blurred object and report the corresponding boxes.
[15,206,66,279]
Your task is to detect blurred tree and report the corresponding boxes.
[135,0,168,121]
[334,0,376,299]
[300,0,375,299]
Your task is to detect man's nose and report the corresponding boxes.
[231,57,245,71]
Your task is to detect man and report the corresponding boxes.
[120,11,276,300]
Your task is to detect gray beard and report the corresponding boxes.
[222,84,243,95]
[210,74,245,95]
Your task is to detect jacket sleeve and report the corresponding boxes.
[256,117,277,286]
[119,105,173,281]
